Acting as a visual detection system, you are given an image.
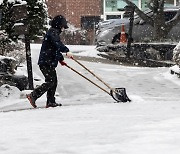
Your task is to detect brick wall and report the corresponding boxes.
[66,0,102,27]
[46,0,102,28]
[46,0,67,18]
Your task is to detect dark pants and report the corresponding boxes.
[32,65,57,103]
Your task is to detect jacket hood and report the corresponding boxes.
[51,15,69,30]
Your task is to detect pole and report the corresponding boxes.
[126,6,135,58]
[25,34,34,90]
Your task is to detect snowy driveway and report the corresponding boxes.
[0,44,180,154]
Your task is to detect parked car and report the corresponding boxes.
[95,6,180,46]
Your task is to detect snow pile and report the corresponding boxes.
[164,69,180,86]
[170,64,180,73]
[0,85,20,104]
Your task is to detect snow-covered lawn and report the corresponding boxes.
[0,44,180,154]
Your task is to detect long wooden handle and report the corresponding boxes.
[72,58,112,90]
[65,64,110,95]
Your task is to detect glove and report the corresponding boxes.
[66,52,73,59]
[59,61,67,66]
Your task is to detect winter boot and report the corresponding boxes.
[46,102,62,108]
[26,93,37,108]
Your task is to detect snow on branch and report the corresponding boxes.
[0,0,26,5]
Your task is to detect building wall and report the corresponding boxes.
[46,0,67,17]
[46,0,102,28]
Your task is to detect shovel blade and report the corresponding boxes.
[110,88,131,103]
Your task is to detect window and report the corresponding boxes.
[164,0,175,6]
[106,15,121,19]
[105,0,139,12]
[105,0,118,12]
[141,0,175,10]
[141,0,149,10]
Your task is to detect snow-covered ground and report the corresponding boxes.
[0,44,180,154]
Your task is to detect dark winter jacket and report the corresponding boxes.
[38,27,69,67]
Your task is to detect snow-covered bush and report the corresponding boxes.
[0,0,48,41]
[5,40,26,65]
[173,41,180,67]
[0,55,17,74]
[0,84,21,100]
[0,30,9,55]
[0,30,26,64]
[61,24,87,45]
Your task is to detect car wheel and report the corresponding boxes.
[112,33,130,44]
[112,33,121,44]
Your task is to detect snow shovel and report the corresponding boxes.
[61,60,131,102]
[71,57,131,102]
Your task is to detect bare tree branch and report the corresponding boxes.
[123,0,154,26]
[159,0,165,8]
[152,0,159,12]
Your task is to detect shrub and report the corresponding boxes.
[173,42,180,67]
[61,24,87,45]
[0,30,25,65]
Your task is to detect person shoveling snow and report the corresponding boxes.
[27,15,73,108]
[26,15,131,108]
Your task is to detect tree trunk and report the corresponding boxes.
[153,24,169,41]
[152,0,167,41]
[153,13,167,41]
